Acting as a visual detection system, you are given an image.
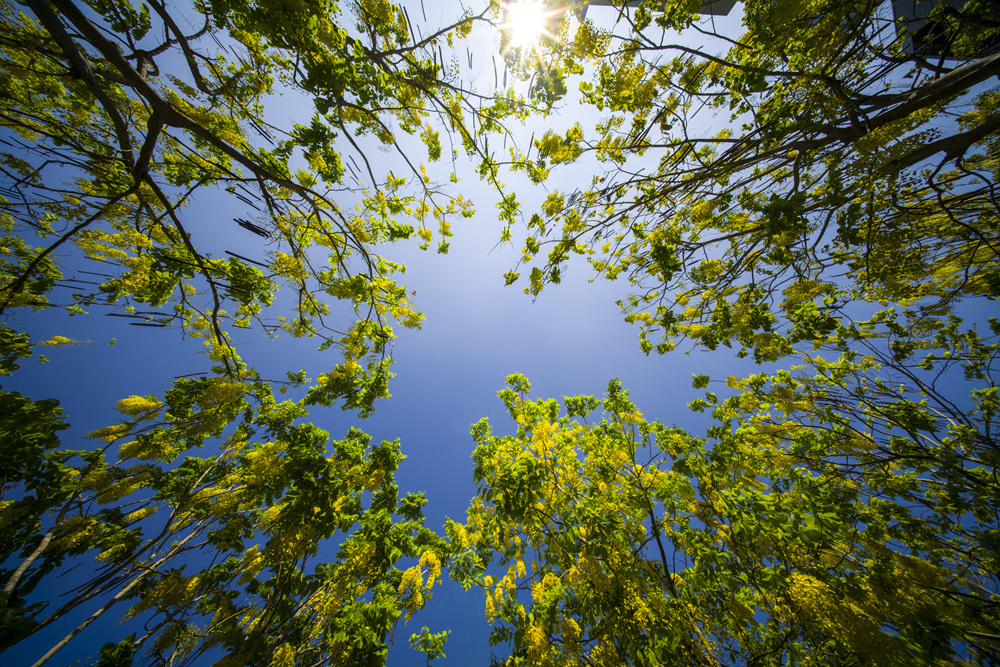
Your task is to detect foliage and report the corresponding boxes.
[0,334,447,665]
[504,0,1000,360]
[477,5,1000,657]
[457,363,999,666]
[0,0,518,662]
[2,0,1000,665]
[0,0,507,411]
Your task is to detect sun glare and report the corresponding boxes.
[504,1,548,48]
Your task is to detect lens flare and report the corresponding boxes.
[504,1,548,48]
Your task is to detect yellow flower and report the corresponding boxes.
[268,643,296,667]
[485,589,496,622]
[115,395,162,416]
[124,507,156,523]
[38,335,74,347]
[420,551,442,590]
[85,423,130,442]
[525,623,548,662]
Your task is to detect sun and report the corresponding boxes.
[503,1,550,49]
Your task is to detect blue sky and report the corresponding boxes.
[0,2,775,665]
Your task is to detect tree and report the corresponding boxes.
[1,332,449,666]
[468,3,1000,662]
[0,0,520,663]
[3,0,999,664]
[503,0,1000,361]
[456,363,999,666]
[0,0,516,413]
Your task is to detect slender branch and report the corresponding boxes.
[0,183,140,312]
[28,529,202,667]
[0,493,79,609]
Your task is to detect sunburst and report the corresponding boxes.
[501,1,561,54]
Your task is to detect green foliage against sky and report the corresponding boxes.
[0,0,509,415]
[504,0,1000,360]
[1,0,998,665]
[459,314,1000,665]
[1,369,444,666]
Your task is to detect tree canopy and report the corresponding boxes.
[1,0,998,665]
[0,0,516,413]
[458,314,999,664]
[504,0,999,360]
[1,366,445,666]
[0,0,506,662]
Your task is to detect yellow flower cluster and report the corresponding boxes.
[591,638,624,667]
[38,335,74,347]
[301,586,342,638]
[259,504,283,530]
[265,524,312,563]
[398,565,422,594]
[532,572,560,602]
[485,588,497,622]
[617,410,644,426]
[115,395,163,416]
[397,550,443,620]
[190,380,247,433]
[267,643,296,667]
[530,420,557,458]
[124,507,157,524]
[398,565,425,620]
[420,550,442,590]
[97,543,128,563]
[49,516,97,552]
[339,541,375,585]
[97,467,153,504]
[74,229,133,263]
[271,251,307,281]
[243,441,285,484]
[559,618,581,651]
[524,622,548,663]
[85,423,131,442]
[238,545,267,585]
[118,430,178,462]
[465,497,488,546]
[198,380,246,410]
[363,469,385,491]
[573,554,611,594]
[127,574,202,619]
[625,589,653,631]
[446,521,469,548]
[784,571,887,657]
